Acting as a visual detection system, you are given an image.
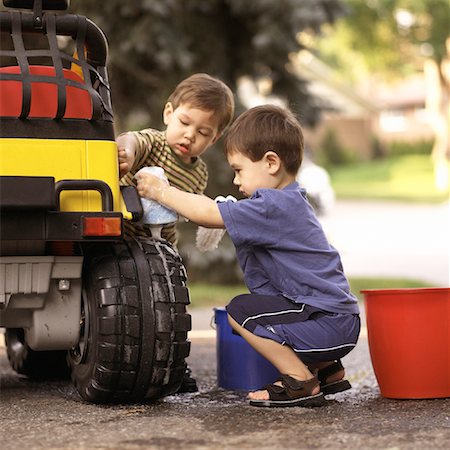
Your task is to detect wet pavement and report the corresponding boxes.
[1,305,449,450]
[1,201,449,448]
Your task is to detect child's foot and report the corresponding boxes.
[317,360,352,395]
[248,376,320,401]
[175,366,198,393]
[248,375,326,408]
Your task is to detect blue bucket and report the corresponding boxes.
[214,307,279,391]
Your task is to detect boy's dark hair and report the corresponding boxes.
[224,104,304,175]
[167,73,235,134]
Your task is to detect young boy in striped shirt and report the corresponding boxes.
[117,73,234,245]
[117,73,234,392]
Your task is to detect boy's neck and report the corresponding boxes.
[274,172,296,191]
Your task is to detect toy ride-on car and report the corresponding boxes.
[0,0,191,403]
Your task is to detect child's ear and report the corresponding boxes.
[163,102,174,125]
[264,151,281,174]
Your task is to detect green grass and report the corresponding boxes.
[187,277,433,308]
[348,277,432,300]
[329,155,449,203]
[188,283,247,308]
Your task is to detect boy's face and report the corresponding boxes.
[227,150,278,198]
[163,102,221,163]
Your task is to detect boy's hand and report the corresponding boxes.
[118,147,131,178]
[116,133,137,178]
[135,172,168,202]
[136,172,225,228]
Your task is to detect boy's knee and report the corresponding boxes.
[226,293,249,321]
[227,293,250,308]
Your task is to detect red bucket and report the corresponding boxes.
[362,288,450,399]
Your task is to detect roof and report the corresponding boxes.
[291,50,379,116]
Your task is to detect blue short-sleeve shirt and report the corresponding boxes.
[218,182,359,314]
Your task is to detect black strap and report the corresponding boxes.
[32,0,43,29]
[317,360,344,384]
[46,14,66,119]
[11,12,31,119]
[0,48,102,93]
[74,15,102,120]
[0,11,113,122]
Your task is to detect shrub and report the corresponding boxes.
[387,140,434,156]
[318,128,358,167]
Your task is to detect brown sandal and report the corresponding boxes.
[318,360,352,395]
[249,374,326,408]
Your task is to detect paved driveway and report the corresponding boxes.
[1,200,449,449]
[319,200,449,286]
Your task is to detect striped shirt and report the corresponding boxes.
[120,128,208,245]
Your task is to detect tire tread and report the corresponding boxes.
[70,238,190,403]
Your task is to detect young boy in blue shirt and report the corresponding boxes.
[135,104,360,407]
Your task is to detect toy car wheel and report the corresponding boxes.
[5,328,70,379]
[68,238,191,403]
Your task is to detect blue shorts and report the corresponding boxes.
[226,294,360,364]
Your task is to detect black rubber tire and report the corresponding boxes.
[68,237,191,403]
[5,328,70,379]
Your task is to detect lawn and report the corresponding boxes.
[329,154,449,203]
[188,283,247,308]
[187,277,433,308]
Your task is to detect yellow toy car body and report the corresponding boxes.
[0,0,191,403]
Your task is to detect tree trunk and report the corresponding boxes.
[424,41,450,192]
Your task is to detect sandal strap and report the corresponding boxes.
[266,383,287,400]
[266,375,320,401]
[318,360,344,384]
[262,377,282,392]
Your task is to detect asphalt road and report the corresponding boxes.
[319,200,449,287]
[1,304,450,450]
[1,200,449,449]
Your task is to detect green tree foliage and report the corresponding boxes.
[317,0,449,171]
[72,0,347,131]
[318,0,449,81]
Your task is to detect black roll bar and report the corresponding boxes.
[55,179,114,212]
[0,12,108,67]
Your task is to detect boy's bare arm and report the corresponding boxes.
[136,173,225,228]
[116,133,138,178]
